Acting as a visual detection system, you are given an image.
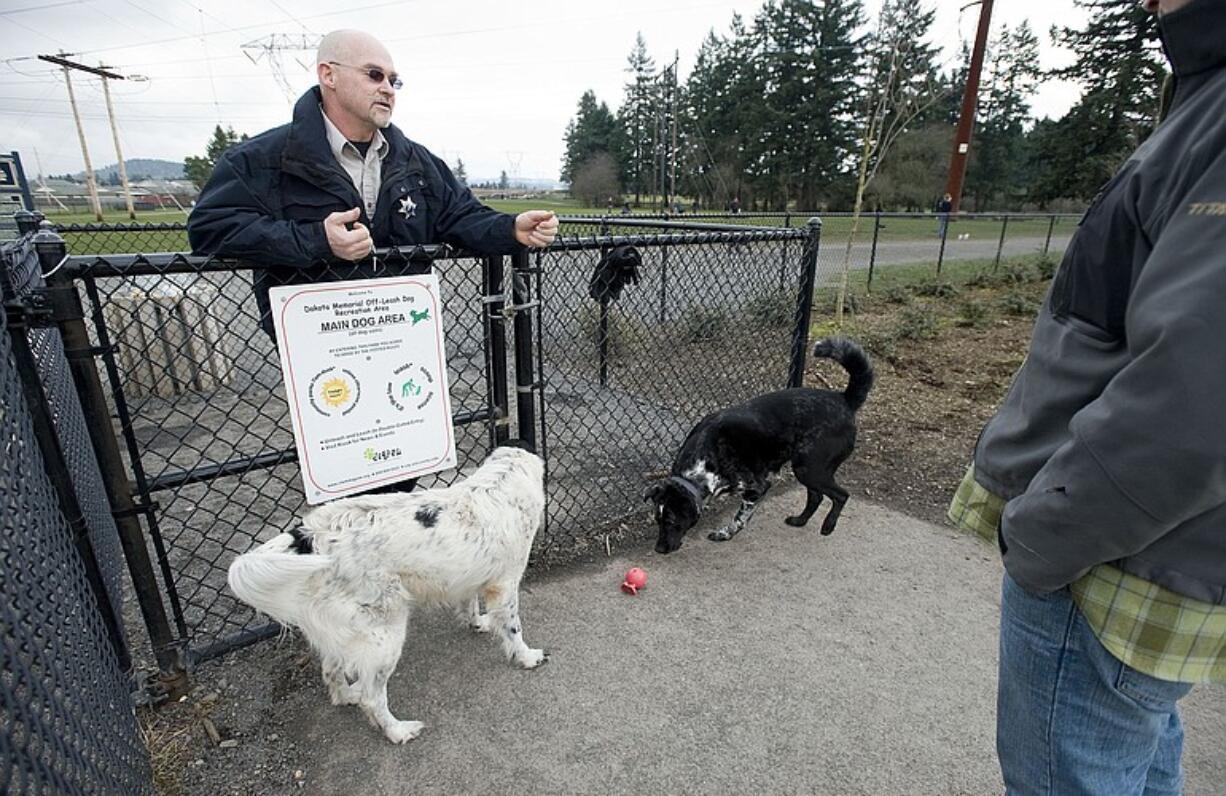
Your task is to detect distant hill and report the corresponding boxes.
[74,159,185,182]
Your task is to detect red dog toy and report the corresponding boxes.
[621,567,648,595]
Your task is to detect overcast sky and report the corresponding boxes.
[2,0,1093,183]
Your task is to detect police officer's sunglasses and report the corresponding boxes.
[327,61,403,90]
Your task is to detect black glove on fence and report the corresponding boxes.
[588,245,642,303]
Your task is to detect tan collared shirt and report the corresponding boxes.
[320,106,389,218]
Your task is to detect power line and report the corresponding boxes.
[5,12,68,47]
[121,0,197,36]
[270,0,315,35]
[196,5,222,122]
[8,0,408,61]
[0,1,84,16]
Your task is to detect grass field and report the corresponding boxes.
[37,208,190,225]
[35,198,1076,257]
[815,251,1056,304]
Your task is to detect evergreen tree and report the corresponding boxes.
[454,158,468,187]
[677,16,765,208]
[619,33,657,205]
[965,21,1041,209]
[1030,0,1163,201]
[498,170,509,190]
[184,125,244,189]
[561,90,623,185]
[754,0,866,208]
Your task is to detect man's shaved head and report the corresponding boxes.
[316,30,397,138]
[317,29,392,67]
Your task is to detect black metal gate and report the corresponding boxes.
[42,242,516,674]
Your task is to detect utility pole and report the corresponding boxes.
[943,0,994,213]
[40,53,114,221]
[99,65,135,219]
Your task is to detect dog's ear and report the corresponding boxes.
[643,481,666,503]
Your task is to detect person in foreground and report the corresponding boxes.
[186,28,558,339]
[949,0,1225,793]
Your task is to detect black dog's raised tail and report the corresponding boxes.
[812,337,874,412]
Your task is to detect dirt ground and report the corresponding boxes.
[808,263,1049,526]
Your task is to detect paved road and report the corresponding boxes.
[814,233,1075,285]
[186,484,1224,795]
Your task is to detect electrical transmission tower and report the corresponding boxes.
[240,34,322,103]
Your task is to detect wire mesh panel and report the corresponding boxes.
[533,224,813,560]
[0,237,128,642]
[0,301,153,796]
[72,252,500,661]
[51,223,190,257]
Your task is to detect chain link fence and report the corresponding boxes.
[1,237,153,795]
[12,208,1077,680]
[6,213,811,674]
[532,221,816,562]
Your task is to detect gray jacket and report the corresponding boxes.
[973,0,1226,605]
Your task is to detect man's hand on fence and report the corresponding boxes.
[514,210,559,248]
[324,208,374,261]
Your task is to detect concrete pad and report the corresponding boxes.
[195,485,1220,795]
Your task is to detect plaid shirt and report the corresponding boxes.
[950,465,1226,684]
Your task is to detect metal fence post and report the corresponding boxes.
[1043,214,1056,257]
[936,211,950,276]
[33,232,189,696]
[510,249,537,450]
[787,218,822,389]
[867,212,882,294]
[660,246,669,323]
[994,215,1010,272]
[483,255,510,447]
[779,212,793,291]
[14,209,43,235]
[597,218,610,388]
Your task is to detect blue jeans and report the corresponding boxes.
[997,573,1194,795]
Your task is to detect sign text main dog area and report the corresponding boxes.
[271,276,456,503]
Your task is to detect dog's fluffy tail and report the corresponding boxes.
[812,337,874,412]
[227,532,331,628]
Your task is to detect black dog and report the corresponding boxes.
[646,337,873,554]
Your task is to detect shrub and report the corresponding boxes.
[999,289,1038,317]
[880,285,912,305]
[812,288,859,316]
[678,305,731,343]
[956,298,992,328]
[1000,261,1037,285]
[577,304,635,359]
[895,305,939,341]
[743,289,795,329]
[965,270,996,289]
[857,328,899,363]
[913,278,960,299]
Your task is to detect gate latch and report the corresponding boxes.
[3,285,79,329]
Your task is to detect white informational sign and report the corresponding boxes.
[270,275,456,504]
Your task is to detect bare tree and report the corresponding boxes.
[570,153,622,208]
[834,1,951,326]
